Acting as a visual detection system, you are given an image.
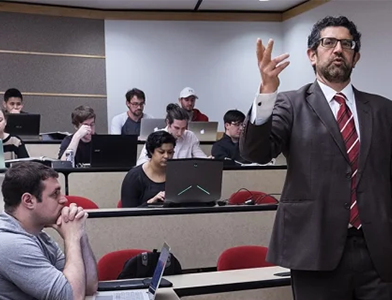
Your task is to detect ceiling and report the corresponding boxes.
[4,0,309,12]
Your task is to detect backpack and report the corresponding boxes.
[117,249,182,279]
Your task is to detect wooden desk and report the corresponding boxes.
[86,288,180,300]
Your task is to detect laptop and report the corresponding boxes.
[187,121,218,142]
[139,119,166,141]
[90,134,138,168]
[94,243,171,300]
[163,158,223,206]
[5,114,40,138]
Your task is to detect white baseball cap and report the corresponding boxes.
[179,87,198,99]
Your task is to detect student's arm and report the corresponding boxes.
[211,143,230,160]
[121,169,143,207]
[15,138,29,158]
[110,115,122,134]
[80,235,98,295]
[60,126,91,160]
[189,132,207,158]
[136,144,149,166]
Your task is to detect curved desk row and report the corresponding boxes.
[46,205,278,271]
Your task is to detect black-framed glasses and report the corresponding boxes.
[319,37,356,50]
[230,122,243,127]
[129,102,145,108]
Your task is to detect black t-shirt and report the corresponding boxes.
[58,134,91,165]
[121,118,141,135]
[121,165,165,207]
[211,133,250,163]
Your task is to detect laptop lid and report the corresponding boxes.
[187,121,218,142]
[147,242,171,300]
[90,134,138,168]
[139,119,166,141]
[165,158,223,204]
[5,114,40,136]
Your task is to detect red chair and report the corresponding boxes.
[117,200,122,208]
[217,245,274,271]
[97,249,149,281]
[228,190,278,205]
[65,195,99,209]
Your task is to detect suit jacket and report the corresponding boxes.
[240,81,392,281]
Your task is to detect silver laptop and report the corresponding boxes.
[187,122,218,142]
[164,158,223,206]
[139,119,166,141]
[93,243,171,300]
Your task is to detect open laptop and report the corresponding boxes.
[90,134,138,168]
[187,121,218,142]
[139,119,166,141]
[163,158,223,206]
[94,243,171,300]
[5,114,40,138]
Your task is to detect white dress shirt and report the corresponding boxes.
[251,81,360,140]
[136,127,207,165]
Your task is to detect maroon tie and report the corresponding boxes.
[334,93,361,228]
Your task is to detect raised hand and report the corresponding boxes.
[75,124,92,139]
[256,39,290,93]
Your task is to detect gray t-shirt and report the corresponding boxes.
[0,212,73,300]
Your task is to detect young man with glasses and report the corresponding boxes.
[241,16,392,299]
[211,110,250,163]
[110,88,153,135]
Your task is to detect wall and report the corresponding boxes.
[281,0,392,99]
[0,12,107,133]
[105,20,283,130]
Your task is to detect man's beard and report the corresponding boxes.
[319,57,353,83]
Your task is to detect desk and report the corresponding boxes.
[46,206,277,270]
[86,288,180,300]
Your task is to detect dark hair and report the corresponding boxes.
[308,16,361,53]
[166,103,189,125]
[71,105,96,127]
[125,88,146,103]
[2,162,59,213]
[4,88,23,102]
[223,110,245,124]
[145,131,176,159]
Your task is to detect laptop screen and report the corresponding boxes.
[148,243,171,299]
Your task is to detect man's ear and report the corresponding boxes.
[307,48,317,69]
[126,101,130,108]
[2,101,7,109]
[224,123,230,131]
[21,193,36,210]
[352,52,361,68]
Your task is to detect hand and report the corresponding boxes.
[207,155,214,159]
[9,109,21,114]
[75,125,92,139]
[256,39,290,94]
[147,191,165,204]
[51,204,88,240]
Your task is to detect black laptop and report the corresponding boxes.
[5,114,40,136]
[163,158,224,206]
[90,134,138,168]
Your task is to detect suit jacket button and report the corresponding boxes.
[344,202,350,210]
[346,172,351,179]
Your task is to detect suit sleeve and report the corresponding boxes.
[240,92,293,164]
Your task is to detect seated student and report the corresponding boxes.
[0,109,29,159]
[178,87,208,121]
[0,162,98,299]
[212,109,251,164]
[58,105,95,165]
[121,131,176,207]
[3,88,27,114]
[137,103,207,165]
[111,88,153,135]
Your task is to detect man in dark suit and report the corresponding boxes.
[240,16,392,299]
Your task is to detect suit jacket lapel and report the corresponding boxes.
[354,88,372,185]
[305,81,349,163]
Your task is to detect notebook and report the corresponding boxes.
[139,119,166,141]
[94,243,171,300]
[187,121,218,142]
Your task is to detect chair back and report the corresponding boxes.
[217,245,274,271]
[117,200,122,208]
[97,249,149,281]
[65,195,99,209]
[228,190,278,205]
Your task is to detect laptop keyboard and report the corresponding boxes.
[114,291,148,300]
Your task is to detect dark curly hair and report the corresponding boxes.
[308,16,361,53]
[145,130,176,158]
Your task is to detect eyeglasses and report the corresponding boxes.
[230,122,243,127]
[129,102,145,108]
[318,37,356,50]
